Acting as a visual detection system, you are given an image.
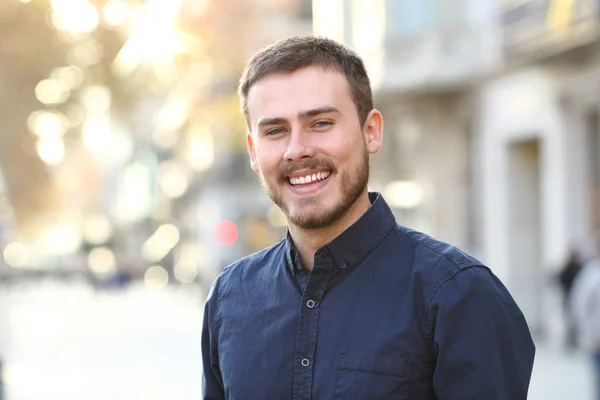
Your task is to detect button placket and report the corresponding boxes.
[292,261,331,400]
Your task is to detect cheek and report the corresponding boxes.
[331,137,362,164]
[256,149,280,175]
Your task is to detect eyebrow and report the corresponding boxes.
[257,105,341,129]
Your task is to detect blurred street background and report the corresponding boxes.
[1,0,600,398]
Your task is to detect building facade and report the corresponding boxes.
[478,0,600,340]
[313,0,600,342]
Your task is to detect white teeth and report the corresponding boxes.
[290,171,331,186]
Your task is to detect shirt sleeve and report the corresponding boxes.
[202,279,226,400]
[429,266,535,400]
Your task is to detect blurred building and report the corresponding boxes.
[479,0,600,339]
[313,0,600,341]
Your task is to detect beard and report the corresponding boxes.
[258,148,369,230]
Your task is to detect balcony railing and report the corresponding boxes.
[501,0,600,61]
[376,24,497,94]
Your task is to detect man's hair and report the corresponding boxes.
[238,35,373,128]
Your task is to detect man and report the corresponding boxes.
[571,252,600,400]
[557,247,583,350]
[202,35,535,400]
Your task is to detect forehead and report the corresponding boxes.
[246,66,354,125]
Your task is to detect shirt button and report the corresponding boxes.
[306,300,315,309]
[301,358,310,367]
[340,261,348,269]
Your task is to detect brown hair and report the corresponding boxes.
[238,35,373,128]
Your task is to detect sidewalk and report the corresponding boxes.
[528,344,595,400]
[0,281,206,400]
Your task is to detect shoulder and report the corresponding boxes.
[392,225,516,311]
[396,224,484,272]
[391,224,489,296]
[386,226,522,340]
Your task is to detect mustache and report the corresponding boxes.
[278,157,335,179]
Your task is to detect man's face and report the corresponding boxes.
[246,66,382,230]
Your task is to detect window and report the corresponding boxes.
[388,0,471,36]
[389,0,435,35]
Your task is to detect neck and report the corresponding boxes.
[288,190,371,271]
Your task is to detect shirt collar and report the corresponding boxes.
[285,192,396,274]
[285,232,301,274]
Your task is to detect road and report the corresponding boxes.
[0,280,595,399]
[529,343,595,400]
[0,280,205,400]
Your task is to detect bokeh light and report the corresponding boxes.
[82,116,111,155]
[186,124,214,171]
[66,104,86,127]
[34,79,70,105]
[41,224,82,255]
[51,0,100,33]
[36,137,65,166]
[383,181,424,209]
[81,85,112,114]
[174,261,198,284]
[3,242,29,268]
[214,221,238,247]
[50,65,85,90]
[144,265,169,289]
[142,224,180,262]
[87,247,116,274]
[83,215,112,245]
[27,111,69,138]
[102,0,131,26]
[157,160,190,199]
[67,39,103,66]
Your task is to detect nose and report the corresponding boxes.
[283,129,315,162]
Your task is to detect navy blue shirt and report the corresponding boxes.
[202,193,535,399]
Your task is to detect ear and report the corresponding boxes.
[246,131,260,172]
[363,109,383,155]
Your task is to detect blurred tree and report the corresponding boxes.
[0,0,139,238]
[0,1,64,236]
[0,0,309,247]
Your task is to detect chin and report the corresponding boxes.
[287,204,338,229]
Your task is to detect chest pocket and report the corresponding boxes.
[333,352,413,400]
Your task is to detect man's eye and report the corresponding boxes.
[266,128,285,136]
[313,121,333,128]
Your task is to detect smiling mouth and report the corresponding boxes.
[288,171,331,186]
